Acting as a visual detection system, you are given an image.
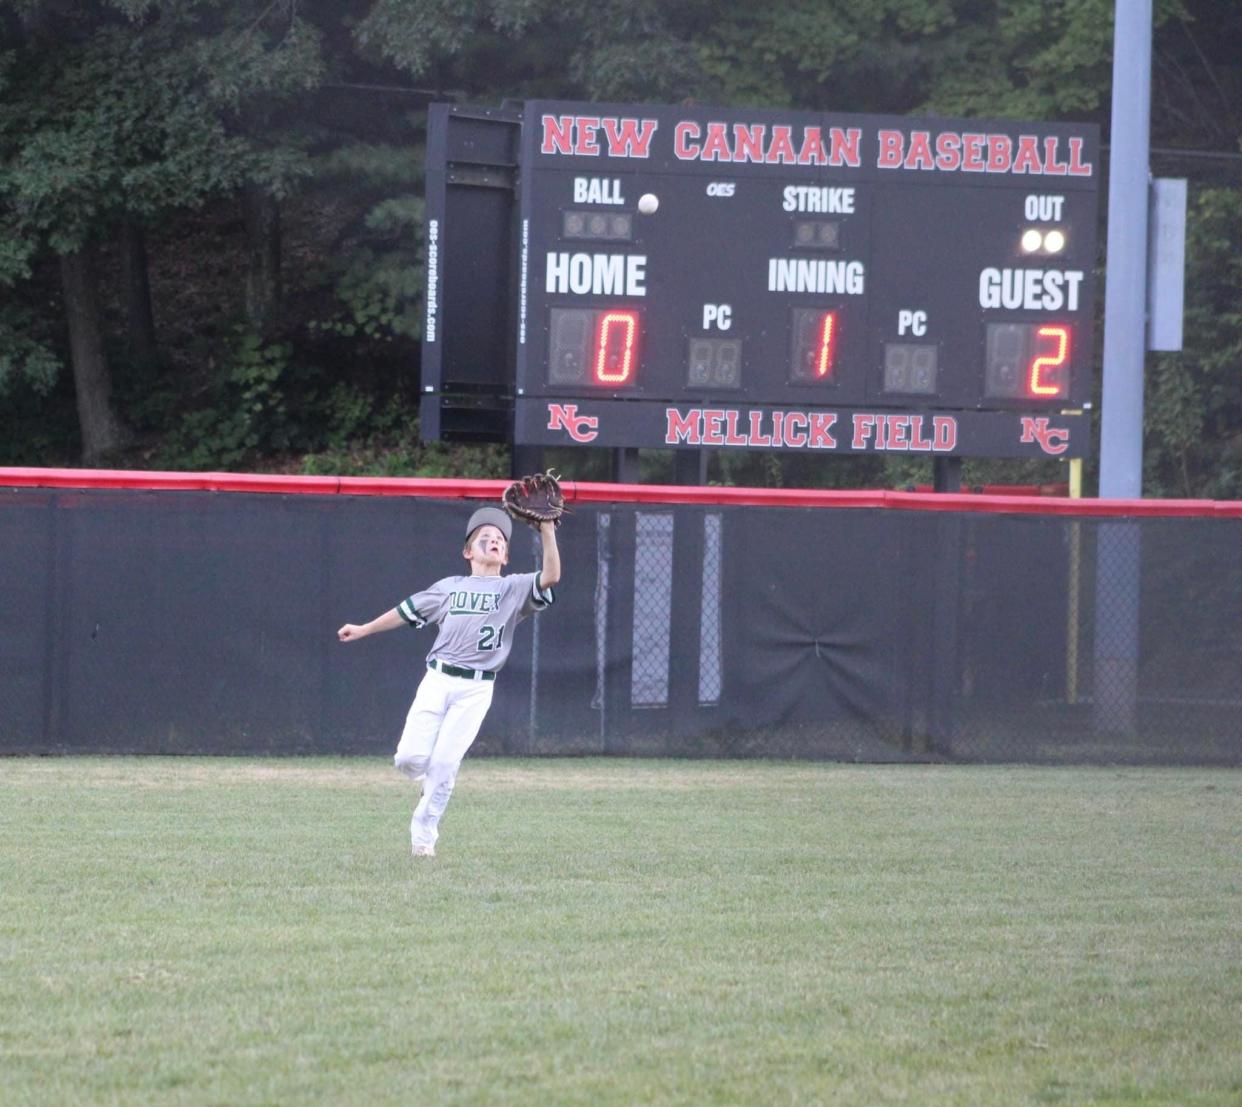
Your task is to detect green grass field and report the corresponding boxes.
[0,758,1239,1107]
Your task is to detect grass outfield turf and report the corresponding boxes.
[0,759,1239,1107]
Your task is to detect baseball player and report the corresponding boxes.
[337,506,560,857]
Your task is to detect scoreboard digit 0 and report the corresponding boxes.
[423,100,1100,459]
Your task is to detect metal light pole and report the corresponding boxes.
[1098,0,1153,495]
[1093,0,1152,733]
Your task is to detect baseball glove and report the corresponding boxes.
[502,469,566,529]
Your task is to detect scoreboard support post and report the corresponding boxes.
[511,445,545,479]
[933,457,962,494]
[611,448,641,484]
[673,449,707,486]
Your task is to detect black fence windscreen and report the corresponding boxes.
[2,487,1239,764]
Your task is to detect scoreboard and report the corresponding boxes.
[423,100,1100,460]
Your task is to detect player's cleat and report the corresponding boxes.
[411,843,436,858]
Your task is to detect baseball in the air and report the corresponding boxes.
[637,193,659,214]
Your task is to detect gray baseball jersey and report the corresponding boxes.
[396,571,553,672]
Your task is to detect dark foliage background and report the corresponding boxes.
[0,0,1238,495]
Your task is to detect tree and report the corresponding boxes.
[1145,188,1242,498]
[0,0,322,460]
[0,0,1238,486]
[354,0,712,101]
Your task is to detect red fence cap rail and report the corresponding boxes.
[3,466,1242,518]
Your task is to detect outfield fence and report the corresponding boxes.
[2,468,1240,764]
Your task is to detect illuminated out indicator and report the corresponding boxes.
[984,323,1072,400]
[789,309,839,384]
[594,311,639,384]
[548,307,641,388]
[688,338,743,388]
[1019,227,1067,255]
[883,343,938,395]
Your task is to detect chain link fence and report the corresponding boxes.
[532,504,1241,764]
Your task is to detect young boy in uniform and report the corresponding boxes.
[337,506,560,857]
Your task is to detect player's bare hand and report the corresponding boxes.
[338,624,364,642]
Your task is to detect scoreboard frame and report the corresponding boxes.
[422,100,1100,460]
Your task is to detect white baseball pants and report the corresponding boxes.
[393,667,495,850]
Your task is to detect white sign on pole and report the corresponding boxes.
[1147,178,1187,352]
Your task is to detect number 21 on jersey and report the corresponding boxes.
[478,625,504,651]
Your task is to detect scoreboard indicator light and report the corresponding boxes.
[688,338,743,388]
[562,210,634,241]
[792,220,841,250]
[984,322,1072,400]
[790,309,838,384]
[1019,227,1068,255]
[883,342,939,395]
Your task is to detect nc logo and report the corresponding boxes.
[547,403,599,443]
[705,182,736,197]
[1019,416,1070,456]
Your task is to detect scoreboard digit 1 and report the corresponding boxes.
[421,100,1099,460]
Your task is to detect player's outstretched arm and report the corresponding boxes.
[338,608,405,642]
[538,520,561,589]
